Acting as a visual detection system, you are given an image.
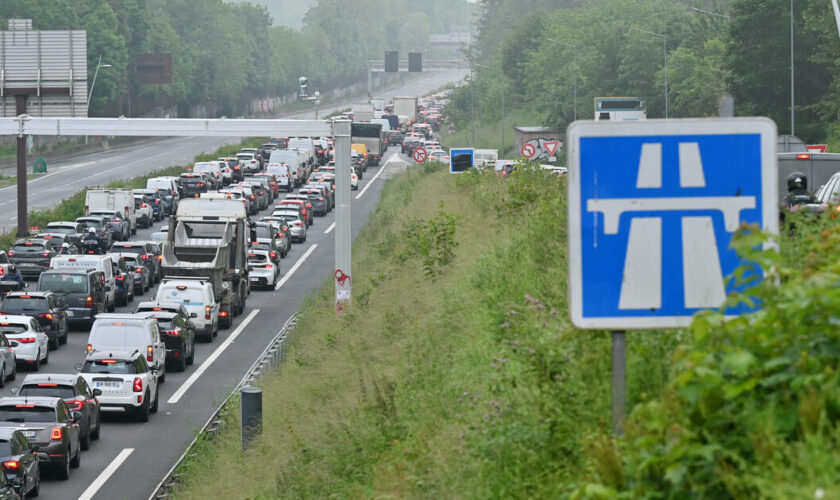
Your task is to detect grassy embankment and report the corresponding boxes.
[171,163,680,498]
[440,109,548,160]
[0,138,264,249]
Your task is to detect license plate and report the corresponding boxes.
[21,431,35,438]
[95,381,121,389]
[66,311,74,317]
[19,263,35,267]
[249,277,259,282]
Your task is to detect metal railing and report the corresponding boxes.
[149,313,299,500]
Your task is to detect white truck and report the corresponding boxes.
[85,189,137,236]
[393,97,418,124]
[351,103,374,122]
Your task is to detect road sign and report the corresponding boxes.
[521,143,537,159]
[544,141,560,157]
[567,118,778,329]
[413,147,427,163]
[450,148,474,173]
[807,144,828,153]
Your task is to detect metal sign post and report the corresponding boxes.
[567,118,778,434]
[333,119,352,313]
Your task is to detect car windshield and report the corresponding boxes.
[82,359,136,374]
[0,297,47,313]
[248,254,268,264]
[39,273,88,294]
[256,227,271,239]
[155,318,175,330]
[253,243,271,252]
[79,220,104,229]
[11,243,45,252]
[19,384,76,399]
[273,212,299,219]
[44,226,76,235]
[0,406,55,423]
[0,324,27,335]
[149,233,167,242]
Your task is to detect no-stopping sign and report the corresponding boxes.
[413,147,428,163]
[521,143,537,159]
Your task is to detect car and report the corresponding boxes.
[148,232,167,242]
[118,254,151,295]
[179,173,209,198]
[17,373,102,450]
[134,195,154,228]
[8,240,57,279]
[134,189,165,221]
[109,242,160,283]
[251,239,282,265]
[266,212,306,243]
[156,280,220,338]
[253,173,280,196]
[0,316,49,369]
[0,396,81,479]
[88,211,130,241]
[0,428,40,498]
[257,143,277,166]
[137,310,196,372]
[137,241,164,281]
[77,350,159,422]
[236,152,261,175]
[105,253,136,306]
[247,250,279,289]
[85,314,166,383]
[427,150,450,163]
[0,292,69,350]
[241,180,270,209]
[75,216,113,249]
[34,271,106,333]
[286,193,325,217]
[276,200,312,226]
[219,157,244,182]
[387,130,404,146]
[42,222,87,247]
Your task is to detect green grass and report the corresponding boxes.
[440,109,545,158]
[170,162,680,499]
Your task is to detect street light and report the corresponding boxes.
[473,63,505,154]
[630,27,668,119]
[546,38,579,121]
[87,54,112,111]
[689,6,731,19]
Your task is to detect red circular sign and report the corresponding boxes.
[413,147,428,163]
[521,143,537,159]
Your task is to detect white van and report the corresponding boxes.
[266,163,292,191]
[474,149,499,168]
[50,255,117,310]
[146,177,179,197]
[85,189,137,235]
[269,149,306,185]
[155,279,218,341]
[85,314,166,382]
[288,138,315,168]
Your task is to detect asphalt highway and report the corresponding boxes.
[0,69,466,500]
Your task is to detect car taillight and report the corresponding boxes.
[66,400,85,411]
[264,264,272,269]
[2,461,19,470]
[318,197,324,201]
[85,296,94,308]
[250,195,255,200]
[198,182,205,187]
[141,255,149,260]
[219,311,228,318]
[17,337,35,343]
[50,427,62,441]
[205,305,211,320]
[146,345,154,362]
[269,251,276,259]
[154,200,160,204]
[37,313,54,321]
[167,328,180,336]
[133,377,142,392]
[141,203,148,208]
[294,221,303,226]
[115,275,124,281]
[41,252,50,258]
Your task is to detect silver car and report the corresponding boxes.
[0,315,48,368]
[263,213,307,243]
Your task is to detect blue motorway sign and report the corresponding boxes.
[449,148,474,173]
[567,119,777,329]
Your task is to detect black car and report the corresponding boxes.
[8,240,57,280]
[106,254,135,306]
[110,242,160,283]
[0,396,81,480]
[179,174,209,198]
[17,373,102,451]
[0,428,40,498]
[0,292,68,349]
[138,311,196,372]
[42,222,87,247]
[35,271,107,331]
[387,131,404,146]
[75,216,114,249]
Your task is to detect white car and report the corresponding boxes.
[426,149,450,163]
[78,350,159,422]
[351,171,359,190]
[247,249,279,289]
[134,195,154,228]
[0,315,48,368]
[156,279,219,341]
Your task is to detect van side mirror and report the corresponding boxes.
[9,387,18,395]
[93,388,102,396]
[190,313,197,318]
[74,363,83,371]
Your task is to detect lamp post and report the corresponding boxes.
[546,38,579,121]
[630,27,668,119]
[473,63,505,153]
[87,54,112,112]
[689,6,731,19]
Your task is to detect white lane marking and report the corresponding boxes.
[275,243,318,291]
[77,448,134,500]
[355,156,400,200]
[324,222,336,234]
[167,309,260,404]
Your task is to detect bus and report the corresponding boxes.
[594,97,646,121]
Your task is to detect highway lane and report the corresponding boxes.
[10,148,413,500]
[0,69,466,233]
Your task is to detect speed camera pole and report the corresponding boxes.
[333,119,352,313]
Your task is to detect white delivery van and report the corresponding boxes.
[146,177,179,197]
[371,118,391,132]
[85,189,137,235]
[85,314,166,381]
[269,149,305,186]
[50,255,117,310]
[155,279,219,340]
[287,138,315,169]
[266,163,292,191]
[474,149,499,168]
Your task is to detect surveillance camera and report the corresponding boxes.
[299,76,308,86]
[313,91,320,98]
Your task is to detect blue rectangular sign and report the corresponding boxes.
[449,148,474,174]
[567,119,777,329]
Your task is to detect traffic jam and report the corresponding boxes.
[0,92,452,499]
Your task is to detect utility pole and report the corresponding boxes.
[546,38,579,122]
[333,119,352,313]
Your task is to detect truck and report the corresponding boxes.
[393,96,418,124]
[161,199,252,328]
[351,102,374,122]
[351,123,384,166]
[85,188,137,236]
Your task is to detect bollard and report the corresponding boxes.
[241,386,262,451]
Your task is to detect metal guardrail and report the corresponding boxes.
[149,313,299,500]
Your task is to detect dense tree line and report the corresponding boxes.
[0,0,472,117]
[457,0,840,143]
